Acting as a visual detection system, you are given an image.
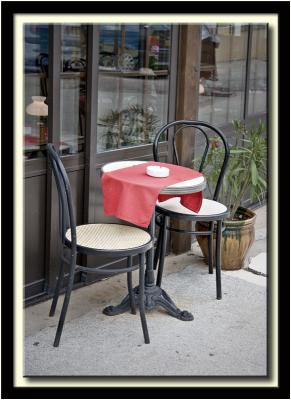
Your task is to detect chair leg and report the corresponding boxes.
[153,219,163,270]
[208,222,214,274]
[49,259,65,317]
[127,257,136,315]
[139,253,150,344]
[215,220,222,300]
[53,258,76,347]
[156,216,168,287]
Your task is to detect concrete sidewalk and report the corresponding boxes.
[24,206,267,376]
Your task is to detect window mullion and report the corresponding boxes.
[243,24,253,121]
[84,25,99,223]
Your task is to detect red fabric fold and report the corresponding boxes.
[102,162,203,228]
[157,192,203,213]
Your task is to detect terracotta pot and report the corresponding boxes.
[195,207,256,270]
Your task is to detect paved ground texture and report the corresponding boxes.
[25,266,266,376]
[24,206,267,377]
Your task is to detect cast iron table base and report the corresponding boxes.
[103,284,194,321]
[102,212,193,322]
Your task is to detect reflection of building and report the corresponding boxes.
[200,24,219,80]
[199,24,267,125]
[23,23,267,304]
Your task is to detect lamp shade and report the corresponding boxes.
[26,96,48,116]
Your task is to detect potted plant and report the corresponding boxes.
[194,119,267,270]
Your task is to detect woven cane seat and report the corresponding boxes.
[157,197,227,216]
[65,223,151,250]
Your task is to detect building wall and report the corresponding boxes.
[23,23,268,303]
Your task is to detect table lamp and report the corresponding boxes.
[26,96,48,144]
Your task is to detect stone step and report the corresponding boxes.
[246,252,267,277]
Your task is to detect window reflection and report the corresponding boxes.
[199,24,248,126]
[60,24,87,155]
[97,24,172,152]
[248,25,267,116]
[24,24,49,159]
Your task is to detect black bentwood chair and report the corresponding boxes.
[46,144,152,347]
[153,120,230,299]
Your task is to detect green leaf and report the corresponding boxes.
[251,160,258,185]
[257,175,267,189]
[229,149,248,154]
[231,167,246,175]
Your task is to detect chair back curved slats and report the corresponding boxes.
[153,120,230,202]
[46,144,153,347]
[46,143,77,250]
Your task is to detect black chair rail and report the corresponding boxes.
[152,120,230,299]
[46,143,153,347]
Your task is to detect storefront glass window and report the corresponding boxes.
[198,24,248,126]
[96,24,172,152]
[60,24,87,154]
[24,24,49,159]
[247,25,267,117]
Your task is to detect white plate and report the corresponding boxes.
[101,160,146,173]
[166,176,205,188]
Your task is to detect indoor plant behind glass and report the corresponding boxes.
[99,104,159,150]
[194,119,267,270]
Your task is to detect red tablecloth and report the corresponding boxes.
[102,162,203,228]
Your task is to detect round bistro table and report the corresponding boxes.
[101,160,206,321]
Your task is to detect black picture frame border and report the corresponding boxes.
[1,1,290,399]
